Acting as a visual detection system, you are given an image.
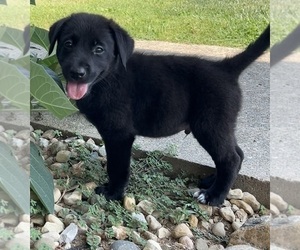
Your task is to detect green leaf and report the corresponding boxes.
[30,26,50,50]
[30,142,54,214]
[30,0,36,5]
[40,54,60,71]
[0,26,24,51]
[0,60,30,111]
[0,142,29,214]
[30,60,78,119]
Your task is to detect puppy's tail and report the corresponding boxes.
[219,25,270,77]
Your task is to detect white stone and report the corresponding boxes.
[137,200,156,215]
[195,238,209,250]
[219,207,235,222]
[124,196,136,212]
[14,221,30,233]
[42,221,64,233]
[53,187,61,203]
[242,192,261,211]
[63,190,82,205]
[179,236,194,249]
[172,223,193,239]
[143,239,162,250]
[270,192,288,212]
[46,214,64,228]
[212,222,226,237]
[19,214,30,223]
[41,231,60,241]
[157,227,171,239]
[143,231,159,241]
[227,189,243,199]
[230,199,254,215]
[147,215,162,231]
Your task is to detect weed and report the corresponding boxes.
[30,228,41,241]
[0,228,14,241]
[30,199,47,216]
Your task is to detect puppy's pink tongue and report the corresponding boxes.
[66,83,88,100]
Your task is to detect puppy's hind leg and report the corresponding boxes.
[191,125,243,206]
[95,135,134,201]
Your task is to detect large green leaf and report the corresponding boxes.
[30,60,78,119]
[0,142,29,214]
[0,26,24,51]
[30,142,54,214]
[30,26,50,51]
[0,60,30,111]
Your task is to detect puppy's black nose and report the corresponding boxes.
[70,67,87,80]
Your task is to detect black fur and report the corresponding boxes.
[49,13,270,206]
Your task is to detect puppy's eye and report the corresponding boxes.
[94,45,104,55]
[64,40,73,48]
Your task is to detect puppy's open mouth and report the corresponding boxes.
[66,82,88,100]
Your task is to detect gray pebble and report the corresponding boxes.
[110,240,141,250]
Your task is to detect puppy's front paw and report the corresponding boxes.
[95,184,123,201]
[192,189,224,206]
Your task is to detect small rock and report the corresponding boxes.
[131,231,144,245]
[270,203,280,216]
[227,189,243,199]
[222,200,231,207]
[99,145,107,157]
[188,214,198,228]
[15,130,30,140]
[124,196,136,212]
[232,221,243,231]
[235,209,248,224]
[34,238,59,249]
[143,240,162,250]
[64,214,78,226]
[14,221,30,233]
[53,187,61,203]
[56,150,71,163]
[172,223,193,239]
[198,204,213,217]
[270,192,288,212]
[63,190,82,205]
[2,214,18,226]
[200,220,210,230]
[41,221,64,233]
[157,227,171,239]
[49,141,67,155]
[19,214,30,223]
[110,240,140,250]
[230,199,254,215]
[132,212,147,224]
[143,231,158,241]
[195,238,209,250]
[12,137,24,149]
[137,200,155,215]
[41,231,60,241]
[42,130,55,140]
[212,222,226,237]
[46,214,64,228]
[179,236,194,249]
[112,226,128,240]
[242,192,260,211]
[38,138,49,148]
[219,207,235,222]
[146,215,162,231]
[231,204,239,212]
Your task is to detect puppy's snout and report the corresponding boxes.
[70,67,87,80]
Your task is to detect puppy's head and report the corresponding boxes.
[49,13,134,100]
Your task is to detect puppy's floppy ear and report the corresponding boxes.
[109,20,134,69]
[48,17,70,55]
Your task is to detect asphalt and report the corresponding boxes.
[28,40,271,182]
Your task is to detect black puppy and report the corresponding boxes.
[49,13,269,206]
